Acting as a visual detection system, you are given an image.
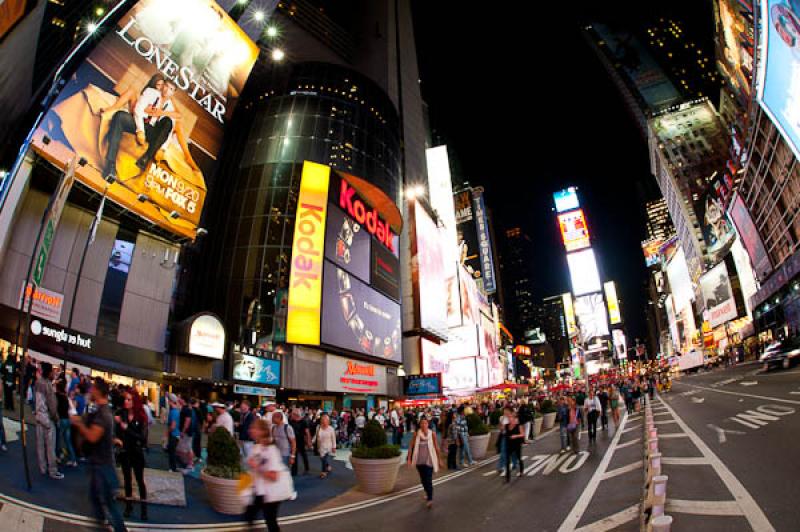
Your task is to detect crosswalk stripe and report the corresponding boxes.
[0,501,44,532]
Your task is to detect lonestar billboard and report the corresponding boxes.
[30,0,259,239]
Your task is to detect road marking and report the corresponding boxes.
[653,411,672,416]
[601,460,643,480]
[666,499,745,516]
[661,457,708,465]
[729,404,796,430]
[707,424,745,444]
[789,391,800,395]
[658,433,689,439]
[740,381,758,386]
[557,412,629,532]
[676,382,800,406]
[559,451,590,474]
[573,505,639,532]
[0,503,44,531]
[615,438,641,450]
[654,419,678,425]
[621,424,640,434]
[691,397,705,404]
[657,395,775,531]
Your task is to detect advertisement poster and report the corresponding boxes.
[567,248,602,296]
[701,194,736,258]
[641,238,663,267]
[0,0,26,38]
[445,263,462,327]
[730,237,758,317]
[443,357,477,391]
[232,352,281,386]
[405,374,442,396]
[700,261,738,327]
[30,0,259,239]
[563,292,578,337]
[604,281,622,325]
[414,203,449,332]
[714,0,754,104]
[326,354,387,395]
[458,264,481,326]
[553,187,580,213]
[421,337,449,374]
[558,209,591,251]
[613,329,627,359]
[758,0,800,159]
[472,191,497,294]
[321,262,401,363]
[325,203,371,283]
[574,293,610,343]
[727,193,772,280]
[18,283,63,323]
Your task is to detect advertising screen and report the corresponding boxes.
[567,248,602,296]
[604,281,622,325]
[414,202,449,332]
[458,264,481,325]
[405,374,442,396]
[446,263,462,327]
[714,0,754,104]
[443,357,477,391]
[326,354,387,395]
[563,293,578,337]
[558,209,591,251]
[425,146,458,249]
[730,236,758,316]
[727,193,772,280]
[665,248,694,311]
[574,293,610,343]
[30,0,258,239]
[325,204,371,283]
[757,0,800,159]
[232,353,281,386]
[446,324,480,358]
[553,187,580,213]
[472,191,497,293]
[321,262,401,363]
[421,337,449,374]
[613,329,627,359]
[700,194,736,258]
[700,261,738,327]
[642,238,663,267]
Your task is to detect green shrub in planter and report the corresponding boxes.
[540,399,556,414]
[488,409,503,427]
[352,419,401,459]
[204,427,242,480]
[533,410,543,418]
[466,413,489,436]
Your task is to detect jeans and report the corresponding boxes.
[458,434,473,466]
[89,463,125,532]
[292,445,309,475]
[447,443,458,469]
[496,436,507,472]
[320,452,332,475]
[559,425,569,450]
[245,495,281,532]
[36,418,58,476]
[392,426,402,445]
[587,411,599,442]
[569,428,579,451]
[416,464,434,501]
[167,434,179,471]
[0,402,6,446]
[192,431,202,460]
[506,445,523,481]
[58,418,76,463]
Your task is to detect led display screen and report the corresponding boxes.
[324,203,371,283]
[414,202,449,332]
[404,374,443,396]
[232,352,281,386]
[574,293,610,343]
[727,193,772,280]
[567,248,602,296]
[604,281,622,325]
[30,0,258,239]
[700,261,738,327]
[558,209,591,251]
[553,187,580,213]
[321,262,401,363]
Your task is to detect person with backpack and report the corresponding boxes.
[271,411,296,469]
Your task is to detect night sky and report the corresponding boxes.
[412,0,717,343]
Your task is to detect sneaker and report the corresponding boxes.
[49,472,64,480]
[67,461,78,468]
[181,467,194,475]
[0,444,7,452]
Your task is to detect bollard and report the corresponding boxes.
[649,427,658,440]
[648,452,662,479]
[651,515,672,532]
[648,436,659,455]
[651,475,668,517]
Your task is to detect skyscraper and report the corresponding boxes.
[499,226,537,340]
[645,198,675,242]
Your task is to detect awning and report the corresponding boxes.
[477,383,529,393]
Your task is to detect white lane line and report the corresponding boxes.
[658,395,775,531]
[666,499,745,516]
[658,433,689,439]
[601,460,643,480]
[789,391,800,395]
[615,438,641,450]
[573,504,639,532]
[653,411,671,416]
[557,412,629,532]
[661,457,708,465]
[654,419,678,425]
[0,503,44,532]
[621,424,640,434]
[677,383,800,406]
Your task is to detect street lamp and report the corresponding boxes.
[271,48,285,62]
[405,184,425,200]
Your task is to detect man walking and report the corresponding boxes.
[598,387,609,431]
[71,378,126,532]
[35,362,62,479]
[390,406,403,446]
[271,411,296,469]
[238,400,255,457]
[288,408,310,476]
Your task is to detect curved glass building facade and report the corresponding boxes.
[211,62,401,347]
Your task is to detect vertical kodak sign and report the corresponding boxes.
[287,162,331,345]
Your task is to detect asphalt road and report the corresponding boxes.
[661,362,800,531]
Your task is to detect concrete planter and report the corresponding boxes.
[201,471,245,515]
[542,412,557,430]
[468,433,491,460]
[488,429,501,453]
[350,456,402,495]
[533,416,544,437]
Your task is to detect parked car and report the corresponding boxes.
[759,338,800,370]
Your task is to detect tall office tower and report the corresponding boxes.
[541,294,569,365]
[647,99,729,279]
[499,227,538,340]
[645,198,676,242]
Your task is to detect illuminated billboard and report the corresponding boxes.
[443,357,477,391]
[558,209,591,251]
[567,248,602,296]
[473,191,497,293]
[30,0,259,239]
[604,281,622,325]
[232,352,281,386]
[642,238,663,267]
[757,0,800,159]
[320,263,401,363]
[727,192,771,280]
[553,187,580,213]
[562,293,578,337]
[714,0,754,104]
[700,262,738,328]
[613,329,627,359]
[414,202,449,332]
[287,162,331,345]
[665,248,694,311]
[574,293,610,343]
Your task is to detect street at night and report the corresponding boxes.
[0,0,798,531]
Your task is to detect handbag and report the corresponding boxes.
[238,472,255,505]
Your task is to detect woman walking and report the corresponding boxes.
[114,390,149,520]
[567,397,580,453]
[504,412,525,482]
[407,418,442,508]
[55,379,77,467]
[313,413,336,479]
[245,419,296,532]
[609,386,621,428]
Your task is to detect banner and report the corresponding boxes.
[31,0,258,239]
[326,354,387,395]
[700,261,738,328]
